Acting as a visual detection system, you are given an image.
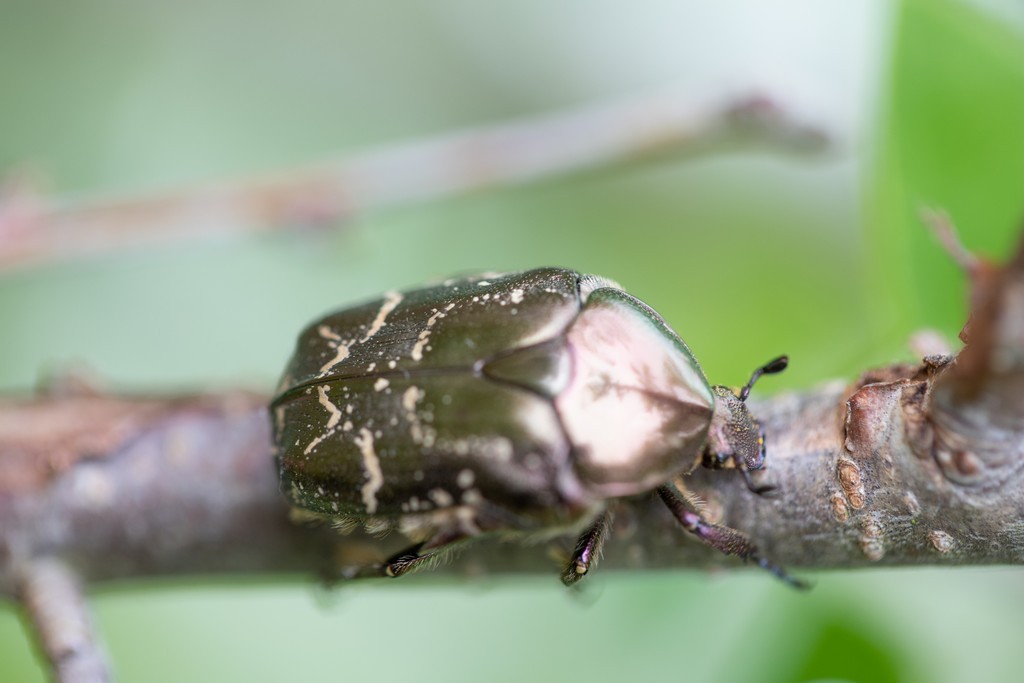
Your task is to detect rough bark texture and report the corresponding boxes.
[0,92,823,273]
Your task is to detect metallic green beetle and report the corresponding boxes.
[271,268,797,585]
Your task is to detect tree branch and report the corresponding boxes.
[2,224,1023,598]
[2,218,1022,679]
[0,91,825,273]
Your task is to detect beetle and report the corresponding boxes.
[270,267,800,586]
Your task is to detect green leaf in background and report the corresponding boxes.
[791,618,903,683]
[869,0,1024,345]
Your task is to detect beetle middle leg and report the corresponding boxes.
[655,485,806,589]
[561,509,613,586]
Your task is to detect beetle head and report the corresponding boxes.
[703,356,787,473]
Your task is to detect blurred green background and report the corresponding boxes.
[2,0,1023,681]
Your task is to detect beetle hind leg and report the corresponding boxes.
[561,510,613,586]
[382,542,433,578]
[382,525,470,578]
[655,485,807,589]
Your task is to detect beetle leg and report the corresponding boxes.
[737,465,778,497]
[655,485,807,589]
[561,509,613,586]
[382,527,469,578]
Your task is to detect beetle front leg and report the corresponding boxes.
[737,466,777,497]
[561,509,613,586]
[705,448,776,497]
[655,485,806,589]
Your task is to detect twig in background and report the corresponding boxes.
[16,558,112,683]
[920,207,981,273]
[0,92,827,273]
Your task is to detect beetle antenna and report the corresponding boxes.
[739,355,788,402]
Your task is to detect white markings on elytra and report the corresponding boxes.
[317,330,352,376]
[315,291,403,378]
[318,325,341,341]
[317,386,342,429]
[457,469,475,489]
[355,428,384,514]
[411,302,455,362]
[304,386,343,454]
[403,386,424,412]
[361,291,403,343]
[374,378,390,392]
[510,288,524,304]
[303,435,325,455]
[429,488,454,508]
[401,385,434,446]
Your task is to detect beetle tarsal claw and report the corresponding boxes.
[383,556,413,578]
[755,557,811,591]
[381,542,428,578]
[561,509,613,586]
